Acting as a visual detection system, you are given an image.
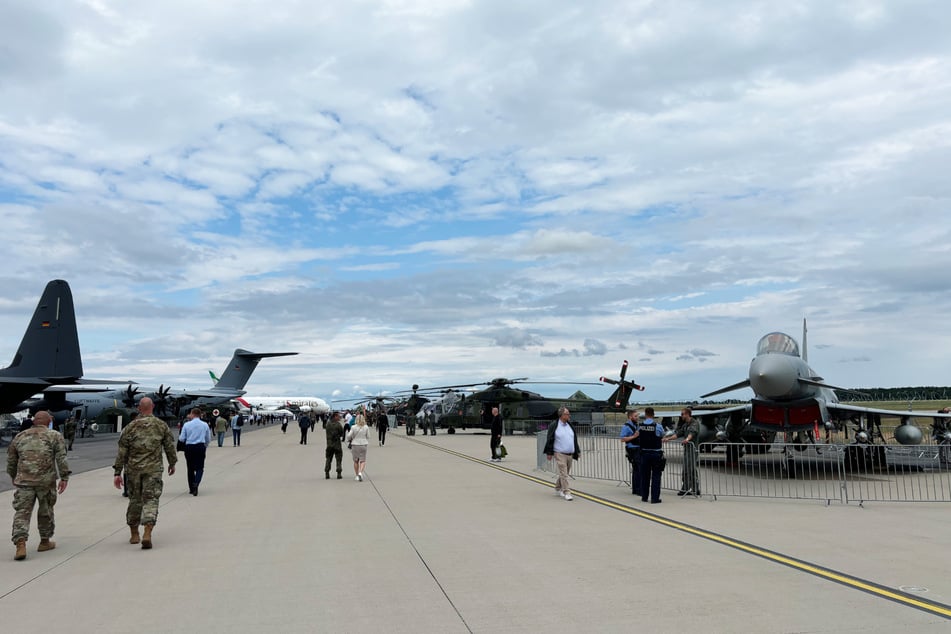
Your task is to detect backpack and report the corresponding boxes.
[237,415,247,427]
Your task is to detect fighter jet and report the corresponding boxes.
[0,280,123,414]
[697,320,951,446]
[30,349,297,421]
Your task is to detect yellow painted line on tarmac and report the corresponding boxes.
[406,436,951,620]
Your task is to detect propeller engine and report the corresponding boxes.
[120,384,140,409]
[153,384,174,418]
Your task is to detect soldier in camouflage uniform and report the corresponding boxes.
[64,417,77,451]
[6,411,70,561]
[324,412,345,479]
[112,397,177,549]
[665,407,701,496]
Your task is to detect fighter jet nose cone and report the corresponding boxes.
[749,354,797,399]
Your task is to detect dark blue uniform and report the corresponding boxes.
[620,419,641,496]
[636,418,664,503]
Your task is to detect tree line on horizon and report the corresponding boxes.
[691,386,951,406]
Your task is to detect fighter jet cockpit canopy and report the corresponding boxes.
[756,332,800,357]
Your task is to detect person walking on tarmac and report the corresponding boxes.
[618,409,641,497]
[63,417,77,452]
[489,407,503,461]
[299,413,311,445]
[7,411,70,561]
[346,413,370,481]
[214,412,229,447]
[543,407,581,501]
[633,407,666,504]
[377,410,389,446]
[112,397,177,549]
[324,412,345,479]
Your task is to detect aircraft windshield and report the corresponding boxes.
[756,332,800,357]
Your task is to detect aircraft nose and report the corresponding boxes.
[749,354,798,399]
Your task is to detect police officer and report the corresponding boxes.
[7,411,70,561]
[633,407,665,504]
[618,409,641,496]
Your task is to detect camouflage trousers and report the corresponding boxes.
[324,446,343,474]
[11,485,57,544]
[125,471,164,526]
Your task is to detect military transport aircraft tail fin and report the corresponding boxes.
[212,349,298,391]
[1,279,83,383]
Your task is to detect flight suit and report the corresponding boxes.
[324,419,344,478]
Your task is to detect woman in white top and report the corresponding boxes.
[346,413,370,481]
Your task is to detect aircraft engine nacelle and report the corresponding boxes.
[697,420,720,446]
[893,421,923,445]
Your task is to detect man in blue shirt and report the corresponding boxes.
[618,409,641,497]
[633,407,666,504]
[180,408,211,496]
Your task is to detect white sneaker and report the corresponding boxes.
[355,476,361,481]
[359,472,364,480]
[564,493,573,501]
[555,490,564,497]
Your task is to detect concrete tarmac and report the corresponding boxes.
[1,426,949,633]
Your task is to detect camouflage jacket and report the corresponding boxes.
[676,418,701,447]
[325,419,344,447]
[64,420,77,438]
[6,426,71,486]
[113,415,177,476]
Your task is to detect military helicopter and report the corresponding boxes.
[411,361,644,434]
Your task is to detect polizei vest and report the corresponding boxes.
[637,420,662,451]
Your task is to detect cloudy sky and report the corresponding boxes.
[1,0,949,404]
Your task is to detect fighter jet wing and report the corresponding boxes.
[828,403,951,420]
[646,404,750,419]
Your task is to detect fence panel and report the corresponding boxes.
[701,444,845,503]
[842,445,951,503]
[536,434,951,504]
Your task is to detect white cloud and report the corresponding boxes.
[0,1,949,401]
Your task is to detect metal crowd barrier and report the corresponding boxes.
[535,425,687,493]
[536,427,951,504]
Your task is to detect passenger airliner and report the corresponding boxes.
[235,396,331,415]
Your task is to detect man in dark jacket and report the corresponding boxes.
[543,407,580,501]
[299,414,311,445]
[490,407,503,461]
